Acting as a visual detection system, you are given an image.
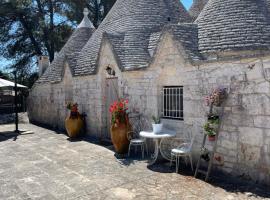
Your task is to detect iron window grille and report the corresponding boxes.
[162,86,183,120]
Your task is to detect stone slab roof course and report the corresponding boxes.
[75,0,192,75]
[196,0,270,54]
[37,9,95,83]
[189,0,209,22]
[37,27,94,83]
[167,24,202,62]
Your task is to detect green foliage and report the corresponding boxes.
[0,70,11,80]
[203,117,219,136]
[0,0,116,84]
[152,115,161,124]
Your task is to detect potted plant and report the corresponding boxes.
[204,116,219,141]
[65,102,83,138]
[152,116,163,133]
[205,87,227,107]
[109,99,131,154]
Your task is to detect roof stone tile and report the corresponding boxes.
[196,0,270,54]
[75,0,192,75]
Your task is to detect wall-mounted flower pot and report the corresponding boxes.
[110,122,131,154]
[152,124,163,133]
[208,135,216,142]
[65,115,83,138]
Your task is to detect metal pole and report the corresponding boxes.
[14,71,19,133]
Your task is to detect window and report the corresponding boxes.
[163,86,183,120]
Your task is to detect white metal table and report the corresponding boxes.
[140,129,176,166]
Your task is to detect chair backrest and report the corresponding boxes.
[189,134,196,149]
[183,124,196,151]
[128,112,148,139]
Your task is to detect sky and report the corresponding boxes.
[0,0,193,72]
[181,0,193,9]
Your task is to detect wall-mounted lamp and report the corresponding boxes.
[106,65,115,76]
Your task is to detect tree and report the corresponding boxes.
[0,0,116,76]
[0,70,11,80]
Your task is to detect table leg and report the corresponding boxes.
[148,138,160,166]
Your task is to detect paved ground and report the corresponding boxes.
[0,124,269,200]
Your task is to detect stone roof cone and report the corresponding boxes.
[76,0,192,75]
[196,0,270,55]
[78,8,95,29]
[189,0,208,21]
[38,8,95,83]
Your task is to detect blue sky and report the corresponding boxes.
[0,0,193,72]
[181,0,193,9]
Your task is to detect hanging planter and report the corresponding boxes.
[203,117,219,142]
[205,87,227,107]
[65,103,83,138]
[208,135,216,142]
[109,99,131,154]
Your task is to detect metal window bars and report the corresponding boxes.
[163,86,183,120]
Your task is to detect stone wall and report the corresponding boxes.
[28,63,73,130]
[28,32,270,185]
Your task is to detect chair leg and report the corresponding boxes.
[184,157,188,166]
[141,145,144,159]
[128,144,131,157]
[189,154,194,172]
[176,156,179,173]
[145,142,148,156]
[170,154,173,167]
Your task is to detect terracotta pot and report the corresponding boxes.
[208,135,216,142]
[110,122,131,154]
[65,115,83,138]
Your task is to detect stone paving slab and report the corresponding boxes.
[0,124,269,200]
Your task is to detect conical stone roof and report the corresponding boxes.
[38,9,95,83]
[75,0,192,75]
[189,0,208,22]
[196,0,270,55]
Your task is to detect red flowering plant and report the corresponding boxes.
[66,102,80,118]
[109,99,129,126]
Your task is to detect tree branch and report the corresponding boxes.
[18,14,42,56]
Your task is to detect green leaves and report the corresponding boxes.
[0,0,116,88]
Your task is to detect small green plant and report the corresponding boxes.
[203,122,216,136]
[152,115,161,124]
[204,115,219,136]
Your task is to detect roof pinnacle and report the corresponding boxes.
[83,8,89,17]
[78,8,95,29]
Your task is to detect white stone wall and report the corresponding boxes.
[28,32,270,185]
[28,63,73,130]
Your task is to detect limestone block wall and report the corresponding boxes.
[28,32,270,185]
[28,64,73,130]
[98,33,270,185]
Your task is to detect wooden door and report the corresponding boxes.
[105,77,119,140]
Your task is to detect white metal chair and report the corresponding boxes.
[128,131,148,159]
[127,113,148,159]
[170,135,195,173]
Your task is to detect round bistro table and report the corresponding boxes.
[140,129,176,166]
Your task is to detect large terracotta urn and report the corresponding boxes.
[65,115,83,138]
[110,122,131,154]
[65,103,83,138]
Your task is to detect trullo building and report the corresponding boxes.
[28,0,270,185]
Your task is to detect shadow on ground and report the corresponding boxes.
[149,160,270,199]
[17,123,270,199]
[63,132,270,198]
[0,130,34,142]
